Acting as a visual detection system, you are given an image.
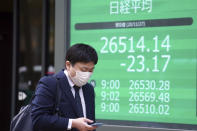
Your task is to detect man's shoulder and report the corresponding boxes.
[39,75,56,84]
[83,83,95,94]
[33,75,58,97]
[84,82,93,88]
[37,75,58,92]
[39,69,64,84]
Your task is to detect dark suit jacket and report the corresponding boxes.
[31,69,95,131]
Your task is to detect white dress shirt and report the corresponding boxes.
[64,70,87,130]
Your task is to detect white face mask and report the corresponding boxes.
[70,70,92,87]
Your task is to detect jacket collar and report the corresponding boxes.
[55,69,79,116]
[55,69,92,118]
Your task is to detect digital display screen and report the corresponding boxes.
[69,0,197,129]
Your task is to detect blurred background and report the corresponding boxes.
[1,0,197,131]
[1,0,55,130]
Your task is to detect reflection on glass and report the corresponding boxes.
[16,0,55,112]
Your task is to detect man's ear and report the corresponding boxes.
[65,61,71,70]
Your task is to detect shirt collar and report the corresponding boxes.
[64,69,75,88]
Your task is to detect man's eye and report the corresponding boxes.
[81,67,94,72]
[81,69,87,72]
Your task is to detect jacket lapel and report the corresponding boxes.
[56,70,81,117]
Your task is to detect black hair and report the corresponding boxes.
[66,43,98,65]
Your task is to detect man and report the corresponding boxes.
[31,43,98,131]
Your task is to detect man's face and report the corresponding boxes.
[66,61,95,77]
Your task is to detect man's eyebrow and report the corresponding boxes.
[82,66,89,69]
[81,67,90,70]
[80,66,95,70]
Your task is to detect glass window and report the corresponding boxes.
[16,0,55,112]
